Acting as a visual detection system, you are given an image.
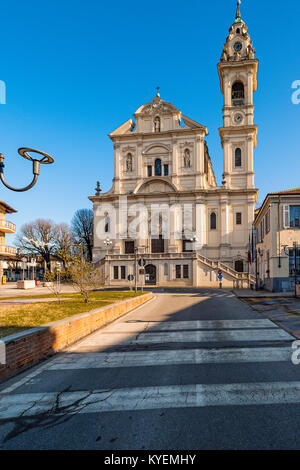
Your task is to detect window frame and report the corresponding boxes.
[183,265,189,279]
[235,148,242,168]
[124,241,135,254]
[175,265,181,279]
[154,159,162,176]
[120,266,126,280]
[236,212,242,225]
[210,212,217,230]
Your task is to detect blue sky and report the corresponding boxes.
[0,0,299,243]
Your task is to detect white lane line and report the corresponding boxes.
[2,381,300,418]
[47,347,293,370]
[105,319,278,333]
[97,328,294,346]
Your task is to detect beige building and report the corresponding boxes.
[254,189,300,292]
[90,4,258,288]
[0,200,17,278]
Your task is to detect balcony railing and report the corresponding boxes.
[0,220,16,232]
[0,245,16,255]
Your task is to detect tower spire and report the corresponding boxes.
[235,0,242,23]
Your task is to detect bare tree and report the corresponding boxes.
[71,209,93,261]
[56,223,74,267]
[59,247,104,303]
[43,269,62,303]
[15,219,59,270]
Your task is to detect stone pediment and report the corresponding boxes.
[134,178,178,195]
[143,144,170,155]
[136,99,178,117]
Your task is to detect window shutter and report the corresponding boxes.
[283,205,290,229]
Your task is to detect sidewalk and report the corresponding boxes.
[0,283,77,298]
[233,289,295,298]
[241,296,300,339]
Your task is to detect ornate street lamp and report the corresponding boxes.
[104,237,112,255]
[0,147,54,192]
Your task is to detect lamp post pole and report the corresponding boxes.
[294,242,297,298]
[134,247,138,293]
[104,238,112,285]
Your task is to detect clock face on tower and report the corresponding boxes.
[234,41,243,52]
[234,113,243,125]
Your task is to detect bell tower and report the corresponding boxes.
[218,1,258,190]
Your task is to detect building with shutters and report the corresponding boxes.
[89,3,259,288]
[254,189,300,292]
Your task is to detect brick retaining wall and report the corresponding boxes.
[0,293,153,383]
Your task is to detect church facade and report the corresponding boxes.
[89,3,258,288]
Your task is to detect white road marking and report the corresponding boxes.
[2,381,300,418]
[104,319,278,333]
[95,328,293,347]
[47,347,292,370]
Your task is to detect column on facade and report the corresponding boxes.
[195,202,207,251]
[171,139,179,187]
[168,197,180,253]
[114,143,121,193]
[195,137,204,189]
[220,199,230,246]
[246,135,254,189]
[246,71,254,110]
[222,138,231,188]
[137,141,143,179]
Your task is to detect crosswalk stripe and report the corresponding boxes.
[99,329,293,346]
[2,381,300,418]
[47,347,293,370]
[104,319,278,333]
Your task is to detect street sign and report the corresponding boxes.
[128,274,134,281]
[138,258,146,267]
[218,274,223,281]
[31,258,37,267]
[21,257,28,263]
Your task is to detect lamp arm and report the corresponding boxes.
[0,148,54,193]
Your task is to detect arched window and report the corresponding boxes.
[155,159,162,176]
[104,214,110,233]
[235,148,242,167]
[232,81,244,105]
[154,116,161,132]
[235,260,244,273]
[210,212,217,230]
[236,28,241,34]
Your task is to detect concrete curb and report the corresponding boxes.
[0,293,153,383]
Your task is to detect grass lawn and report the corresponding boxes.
[0,291,144,338]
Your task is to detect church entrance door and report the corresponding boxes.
[145,264,157,285]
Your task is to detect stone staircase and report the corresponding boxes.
[197,253,255,286]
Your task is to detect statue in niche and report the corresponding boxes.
[184,149,191,168]
[126,153,133,172]
[154,116,161,132]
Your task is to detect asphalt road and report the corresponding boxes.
[0,289,300,450]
